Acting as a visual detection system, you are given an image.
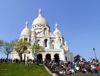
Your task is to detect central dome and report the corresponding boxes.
[32,16,48,25]
[32,9,48,26]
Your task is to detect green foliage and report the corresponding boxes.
[0,40,4,51]
[10,39,18,49]
[0,63,51,76]
[31,45,45,52]
[2,39,18,59]
[3,42,12,54]
[3,42,13,59]
[31,45,45,58]
[14,40,30,61]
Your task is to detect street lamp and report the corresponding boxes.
[93,48,97,60]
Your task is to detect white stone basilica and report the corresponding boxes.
[11,9,74,62]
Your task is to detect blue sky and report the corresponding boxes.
[0,0,100,61]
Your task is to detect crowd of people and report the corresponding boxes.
[0,58,43,64]
[0,57,100,76]
[0,58,13,63]
[45,59,100,76]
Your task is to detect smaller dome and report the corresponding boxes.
[21,22,30,36]
[53,23,62,37]
[65,41,68,46]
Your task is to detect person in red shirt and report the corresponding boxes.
[98,65,100,70]
[96,59,99,62]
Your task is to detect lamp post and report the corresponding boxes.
[93,48,97,60]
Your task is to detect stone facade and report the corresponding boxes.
[11,9,74,62]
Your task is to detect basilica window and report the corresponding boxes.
[44,39,47,47]
[24,38,27,41]
[44,28,47,35]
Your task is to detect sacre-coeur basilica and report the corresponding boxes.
[11,9,74,62]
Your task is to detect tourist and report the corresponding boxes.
[91,64,97,73]
[98,64,100,72]
[25,61,28,66]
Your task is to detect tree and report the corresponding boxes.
[0,40,4,51]
[30,45,45,64]
[10,39,18,49]
[14,40,30,62]
[3,42,12,59]
[1,39,18,61]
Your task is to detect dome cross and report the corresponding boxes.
[55,23,58,30]
[39,8,42,17]
[25,21,28,28]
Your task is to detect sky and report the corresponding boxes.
[0,0,100,61]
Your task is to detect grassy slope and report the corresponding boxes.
[0,63,51,76]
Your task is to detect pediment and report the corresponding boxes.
[36,31,55,37]
[36,31,43,36]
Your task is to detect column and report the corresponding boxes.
[51,54,54,61]
[41,39,44,47]
[47,29,50,36]
[42,28,44,35]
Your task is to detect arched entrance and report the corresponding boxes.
[46,54,51,62]
[54,54,59,62]
[37,54,42,64]
[37,54,42,60]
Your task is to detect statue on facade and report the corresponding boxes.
[60,42,62,49]
[32,41,35,46]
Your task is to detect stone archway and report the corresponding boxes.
[46,54,51,62]
[54,54,59,62]
[37,54,42,64]
[37,54,42,60]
